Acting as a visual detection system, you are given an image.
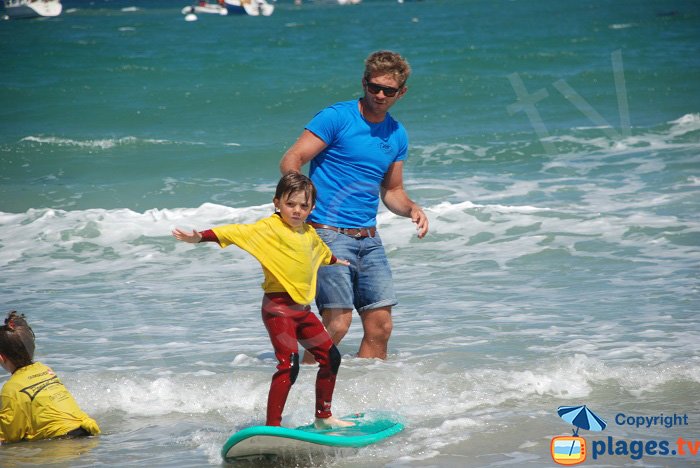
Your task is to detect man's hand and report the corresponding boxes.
[411,206,429,239]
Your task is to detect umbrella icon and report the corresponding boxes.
[556,405,607,460]
[557,405,607,436]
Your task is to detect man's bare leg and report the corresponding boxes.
[358,307,392,359]
[302,308,352,364]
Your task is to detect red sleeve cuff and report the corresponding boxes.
[199,229,220,244]
[330,255,338,264]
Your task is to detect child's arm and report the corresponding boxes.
[172,228,202,243]
[173,228,221,245]
[333,257,351,267]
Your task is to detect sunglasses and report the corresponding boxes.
[365,81,402,97]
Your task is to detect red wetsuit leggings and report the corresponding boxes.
[261,293,340,426]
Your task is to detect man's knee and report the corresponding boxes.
[372,320,393,340]
[321,309,353,339]
[362,309,393,340]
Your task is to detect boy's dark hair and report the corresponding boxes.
[275,172,316,206]
[0,311,36,370]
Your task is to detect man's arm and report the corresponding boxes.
[280,130,328,174]
[381,161,429,238]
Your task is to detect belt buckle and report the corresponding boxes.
[354,230,362,238]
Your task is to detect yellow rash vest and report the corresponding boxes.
[0,362,100,443]
[204,214,336,305]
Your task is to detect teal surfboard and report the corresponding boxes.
[221,412,403,463]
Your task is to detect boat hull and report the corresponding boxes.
[3,0,62,18]
[181,0,273,18]
[225,0,274,16]
[181,4,228,15]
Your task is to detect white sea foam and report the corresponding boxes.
[20,135,176,149]
[668,113,700,136]
[52,351,700,468]
[609,23,635,30]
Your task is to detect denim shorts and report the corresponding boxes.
[315,229,397,313]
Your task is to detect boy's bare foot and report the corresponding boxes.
[314,416,355,429]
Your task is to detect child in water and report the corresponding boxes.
[0,311,100,443]
[173,172,354,428]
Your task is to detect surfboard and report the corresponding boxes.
[221,412,403,463]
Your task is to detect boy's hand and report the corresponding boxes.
[335,258,351,267]
[172,228,202,244]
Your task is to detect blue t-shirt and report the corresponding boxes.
[305,99,408,227]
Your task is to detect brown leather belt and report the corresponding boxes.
[308,222,376,238]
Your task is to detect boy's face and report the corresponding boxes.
[0,354,13,373]
[274,190,313,229]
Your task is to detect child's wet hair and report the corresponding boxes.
[275,172,316,206]
[0,311,36,369]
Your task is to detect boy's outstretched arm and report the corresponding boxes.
[172,228,202,244]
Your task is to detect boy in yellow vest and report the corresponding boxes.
[0,311,100,443]
[173,172,353,428]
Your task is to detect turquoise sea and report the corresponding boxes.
[1,0,699,466]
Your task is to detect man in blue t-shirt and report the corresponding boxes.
[280,50,429,362]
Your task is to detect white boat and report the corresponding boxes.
[181,2,228,16]
[181,0,273,17]
[224,0,274,16]
[2,0,62,19]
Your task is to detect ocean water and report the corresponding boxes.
[1,0,699,466]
